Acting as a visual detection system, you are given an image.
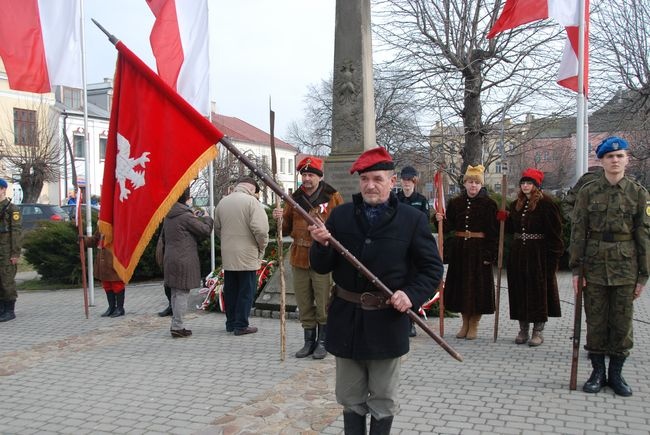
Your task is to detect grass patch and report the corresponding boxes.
[17,279,80,291]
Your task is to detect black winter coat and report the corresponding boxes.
[310,192,443,359]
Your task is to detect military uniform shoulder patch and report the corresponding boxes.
[12,211,20,221]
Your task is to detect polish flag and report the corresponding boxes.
[0,0,82,93]
[146,0,210,115]
[99,41,222,283]
[487,0,589,94]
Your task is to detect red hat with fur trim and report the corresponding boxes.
[349,147,395,174]
[296,156,324,177]
[520,168,544,188]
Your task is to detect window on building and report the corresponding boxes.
[73,134,85,158]
[280,157,285,173]
[13,108,37,145]
[62,87,82,109]
[543,151,550,161]
[262,155,268,166]
[495,183,501,191]
[288,159,293,173]
[99,136,107,160]
[495,161,508,173]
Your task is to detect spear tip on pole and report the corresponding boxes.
[91,18,119,46]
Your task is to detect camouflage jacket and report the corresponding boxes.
[0,198,22,260]
[569,174,650,286]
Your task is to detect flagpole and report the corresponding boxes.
[80,0,95,307]
[575,0,588,180]
[206,0,216,272]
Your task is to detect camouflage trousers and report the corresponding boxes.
[584,283,634,357]
[0,262,18,301]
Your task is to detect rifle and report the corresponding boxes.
[569,257,586,390]
[76,190,90,319]
[493,174,507,342]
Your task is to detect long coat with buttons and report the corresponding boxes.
[506,193,564,322]
[309,192,443,360]
[439,189,498,314]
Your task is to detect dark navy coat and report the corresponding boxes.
[310,192,443,359]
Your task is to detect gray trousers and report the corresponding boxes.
[170,287,190,330]
[335,356,401,419]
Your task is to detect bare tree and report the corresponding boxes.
[0,104,62,203]
[287,68,426,164]
[591,0,650,186]
[373,0,578,175]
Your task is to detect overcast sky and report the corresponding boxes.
[84,0,335,140]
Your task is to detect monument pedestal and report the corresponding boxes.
[254,255,297,312]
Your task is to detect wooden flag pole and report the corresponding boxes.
[493,174,507,342]
[435,171,445,336]
[77,189,90,319]
[269,99,286,361]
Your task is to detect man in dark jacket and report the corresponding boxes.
[308,148,443,434]
[0,178,21,322]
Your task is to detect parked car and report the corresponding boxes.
[16,203,70,231]
[61,204,100,221]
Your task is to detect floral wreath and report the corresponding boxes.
[198,259,277,312]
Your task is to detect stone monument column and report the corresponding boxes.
[324,0,377,202]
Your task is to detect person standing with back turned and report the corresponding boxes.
[570,136,649,396]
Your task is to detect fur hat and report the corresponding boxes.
[349,147,395,174]
[463,165,485,184]
[296,156,324,177]
[520,168,544,188]
[595,136,629,159]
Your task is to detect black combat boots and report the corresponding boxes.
[369,416,393,435]
[312,324,327,359]
[583,353,606,393]
[110,289,125,317]
[101,291,116,317]
[608,355,633,396]
[295,328,317,358]
[343,411,366,435]
[0,300,16,322]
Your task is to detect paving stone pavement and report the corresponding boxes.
[1,271,649,434]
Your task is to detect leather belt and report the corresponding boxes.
[334,285,391,310]
[589,232,633,242]
[455,231,485,239]
[294,238,312,248]
[514,233,545,241]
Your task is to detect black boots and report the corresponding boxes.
[0,300,16,322]
[608,355,633,396]
[370,416,394,435]
[343,411,366,435]
[295,328,317,358]
[583,353,606,393]
[158,285,173,316]
[101,291,116,317]
[312,324,327,359]
[110,290,125,317]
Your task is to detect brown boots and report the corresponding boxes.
[457,314,481,340]
[515,321,545,346]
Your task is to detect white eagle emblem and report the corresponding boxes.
[116,133,150,202]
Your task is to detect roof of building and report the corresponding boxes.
[211,113,298,152]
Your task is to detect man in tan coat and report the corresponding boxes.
[273,157,343,359]
[215,177,269,336]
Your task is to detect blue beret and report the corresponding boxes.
[595,136,628,159]
[0,178,7,188]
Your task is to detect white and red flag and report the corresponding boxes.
[0,0,82,93]
[99,41,222,283]
[146,0,209,115]
[487,0,589,94]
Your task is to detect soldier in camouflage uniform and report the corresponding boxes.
[569,137,649,396]
[0,178,22,322]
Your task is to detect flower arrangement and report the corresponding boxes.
[198,259,277,312]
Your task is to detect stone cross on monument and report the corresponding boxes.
[323,0,377,202]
